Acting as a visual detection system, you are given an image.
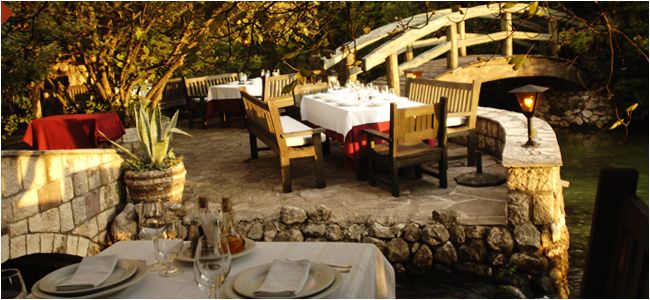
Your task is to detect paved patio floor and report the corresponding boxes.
[172,126,507,225]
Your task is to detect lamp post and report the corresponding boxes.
[508,84,549,147]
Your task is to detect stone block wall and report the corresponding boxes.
[538,89,615,129]
[1,149,124,262]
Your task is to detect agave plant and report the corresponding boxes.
[101,104,191,170]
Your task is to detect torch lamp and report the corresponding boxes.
[508,84,549,147]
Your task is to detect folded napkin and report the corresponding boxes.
[254,259,311,297]
[56,255,119,291]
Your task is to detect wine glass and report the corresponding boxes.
[140,218,167,272]
[158,236,184,277]
[195,234,231,299]
[1,269,26,299]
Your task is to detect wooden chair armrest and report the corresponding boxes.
[363,129,391,142]
[281,128,325,138]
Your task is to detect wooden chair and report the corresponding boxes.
[160,78,187,113]
[406,78,480,166]
[241,90,326,193]
[581,168,648,298]
[290,81,329,120]
[262,73,296,109]
[66,84,93,111]
[364,98,448,197]
[184,73,238,128]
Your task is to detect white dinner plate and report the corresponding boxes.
[337,101,358,107]
[37,259,138,296]
[231,263,336,299]
[31,260,147,299]
[176,238,257,263]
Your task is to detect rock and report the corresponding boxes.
[362,236,386,254]
[263,223,277,241]
[344,224,364,242]
[280,206,307,225]
[495,285,527,299]
[489,253,507,266]
[325,224,343,241]
[514,222,541,250]
[535,275,555,295]
[449,225,466,244]
[508,193,530,225]
[369,222,394,239]
[403,223,421,242]
[464,226,486,239]
[237,221,252,237]
[307,205,331,223]
[459,239,487,262]
[386,238,410,263]
[509,253,548,275]
[434,241,458,265]
[431,211,457,226]
[303,223,326,238]
[110,203,137,242]
[486,227,514,253]
[393,263,407,274]
[275,228,303,242]
[453,262,492,278]
[247,221,264,240]
[581,110,593,118]
[573,116,584,126]
[390,223,405,237]
[412,244,433,269]
[421,223,450,246]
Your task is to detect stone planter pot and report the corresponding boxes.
[124,161,186,204]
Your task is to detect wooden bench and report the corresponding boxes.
[241,90,326,193]
[581,168,648,298]
[160,78,187,113]
[405,78,481,166]
[184,73,239,128]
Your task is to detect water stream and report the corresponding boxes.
[556,129,649,297]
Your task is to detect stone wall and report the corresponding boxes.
[538,89,614,129]
[1,149,124,262]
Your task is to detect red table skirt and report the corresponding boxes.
[22,112,125,150]
[206,99,244,122]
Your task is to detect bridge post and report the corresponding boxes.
[385,53,400,96]
[501,12,513,56]
[446,23,459,69]
[405,45,414,61]
[346,52,357,82]
[548,19,559,57]
[458,20,467,57]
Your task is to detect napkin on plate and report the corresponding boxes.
[254,259,311,297]
[56,255,119,291]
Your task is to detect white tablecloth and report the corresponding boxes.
[207,78,263,100]
[97,241,395,299]
[300,89,422,138]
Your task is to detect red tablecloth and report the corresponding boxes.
[22,112,125,150]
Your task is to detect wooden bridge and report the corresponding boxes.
[321,2,582,94]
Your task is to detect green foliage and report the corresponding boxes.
[101,105,191,171]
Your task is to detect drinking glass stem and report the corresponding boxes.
[209,280,220,299]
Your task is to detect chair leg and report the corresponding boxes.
[467,130,477,166]
[280,158,292,193]
[368,154,376,186]
[314,145,326,189]
[188,104,195,129]
[323,138,331,156]
[249,133,259,159]
[414,165,423,179]
[391,163,400,197]
[200,100,208,129]
[439,151,448,189]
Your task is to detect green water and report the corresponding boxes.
[556,129,649,297]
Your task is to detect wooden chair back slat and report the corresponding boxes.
[581,168,649,298]
[263,73,297,107]
[160,78,187,110]
[293,82,328,107]
[242,91,283,152]
[184,73,238,98]
[390,103,439,153]
[67,84,92,103]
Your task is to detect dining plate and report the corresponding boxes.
[337,101,358,107]
[37,259,138,296]
[231,262,336,299]
[223,265,342,299]
[176,238,257,263]
[31,260,147,299]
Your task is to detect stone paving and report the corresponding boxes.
[172,125,508,225]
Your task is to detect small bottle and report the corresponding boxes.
[221,197,246,254]
[188,218,200,258]
[197,196,208,237]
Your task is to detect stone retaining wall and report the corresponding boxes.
[1,149,124,262]
[538,89,614,129]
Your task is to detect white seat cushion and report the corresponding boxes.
[446,116,467,127]
[280,116,326,147]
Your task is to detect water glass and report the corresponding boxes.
[1,269,26,299]
[158,238,184,277]
[140,220,167,272]
[195,235,231,298]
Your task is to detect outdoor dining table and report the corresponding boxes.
[97,240,395,298]
[300,89,423,174]
[21,112,125,150]
[205,77,263,124]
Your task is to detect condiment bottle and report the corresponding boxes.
[188,218,200,258]
[221,197,246,254]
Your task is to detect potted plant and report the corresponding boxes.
[102,104,191,205]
